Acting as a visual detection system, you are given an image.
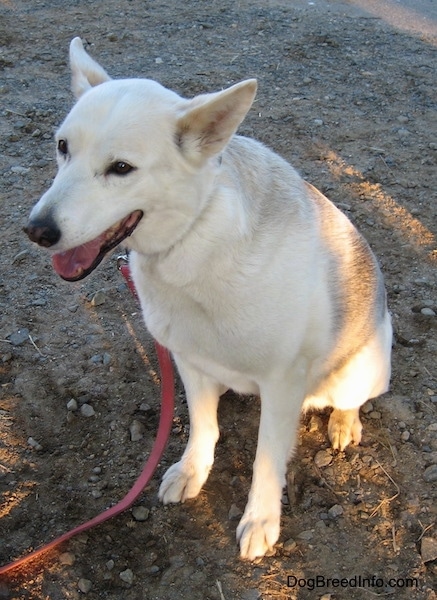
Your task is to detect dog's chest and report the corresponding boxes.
[130,260,265,390]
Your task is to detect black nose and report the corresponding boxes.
[23,218,61,248]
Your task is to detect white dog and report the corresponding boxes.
[25,38,392,560]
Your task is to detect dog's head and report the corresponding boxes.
[24,38,257,281]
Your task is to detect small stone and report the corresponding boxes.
[283,538,297,554]
[228,504,243,520]
[314,450,332,468]
[428,423,437,432]
[10,165,30,175]
[421,537,437,563]
[421,307,436,316]
[308,414,323,432]
[369,411,381,420]
[328,504,344,518]
[67,304,79,312]
[119,568,134,585]
[67,398,78,411]
[91,290,106,306]
[106,559,115,570]
[27,437,43,451]
[146,565,160,575]
[397,115,409,123]
[129,419,144,441]
[297,529,314,540]
[102,352,112,366]
[423,464,437,482]
[59,551,75,566]
[81,403,95,417]
[139,402,151,412]
[8,328,30,346]
[78,578,92,593]
[397,128,411,137]
[155,57,163,64]
[313,118,324,126]
[361,401,373,414]
[401,430,410,442]
[132,506,150,521]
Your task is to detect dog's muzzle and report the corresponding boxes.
[24,217,61,248]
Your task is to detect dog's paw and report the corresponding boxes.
[328,408,362,451]
[158,460,208,504]
[236,506,280,560]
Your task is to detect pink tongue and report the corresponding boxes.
[52,234,105,280]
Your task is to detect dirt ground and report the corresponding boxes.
[0,1,436,598]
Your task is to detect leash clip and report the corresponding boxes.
[117,254,129,270]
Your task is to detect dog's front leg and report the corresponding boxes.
[236,370,305,560]
[159,355,222,504]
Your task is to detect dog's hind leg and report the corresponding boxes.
[237,366,305,560]
[159,356,222,504]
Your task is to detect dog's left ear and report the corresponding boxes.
[69,37,112,98]
[176,79,257,164]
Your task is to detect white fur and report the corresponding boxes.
[27,38,392,560]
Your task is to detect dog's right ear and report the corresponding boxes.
[69,37,112,98]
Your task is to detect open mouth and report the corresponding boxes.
[52,210,143,281]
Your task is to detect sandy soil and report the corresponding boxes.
[0,1,436,598]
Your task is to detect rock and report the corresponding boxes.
[228,504,243,520]
[328,504,344,518]
[314,449,333,468]
[423,464,437,482]
[102,352,112,365]
[81,403,95,417]
[421,537,437,563]
[361,401,373,414]
[119,568,134,585]
[67,398,78,411]
[129,419,144,441]
[132,506,150,521]
[78,578,92,593]
[308,414,323,432]
[400,430,410,442]
[27,437,43,451]
[421,307,436,316]
[8,328,29,346]
[283,538,297,554]
[10,165,30,175]
[91,289,106,306]
[59,551,75,566]
[297,529,314,540]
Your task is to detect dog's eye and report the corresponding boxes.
[57,139,68,156]
[108,161,135,176]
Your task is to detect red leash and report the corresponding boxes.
[0,260,174,575]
